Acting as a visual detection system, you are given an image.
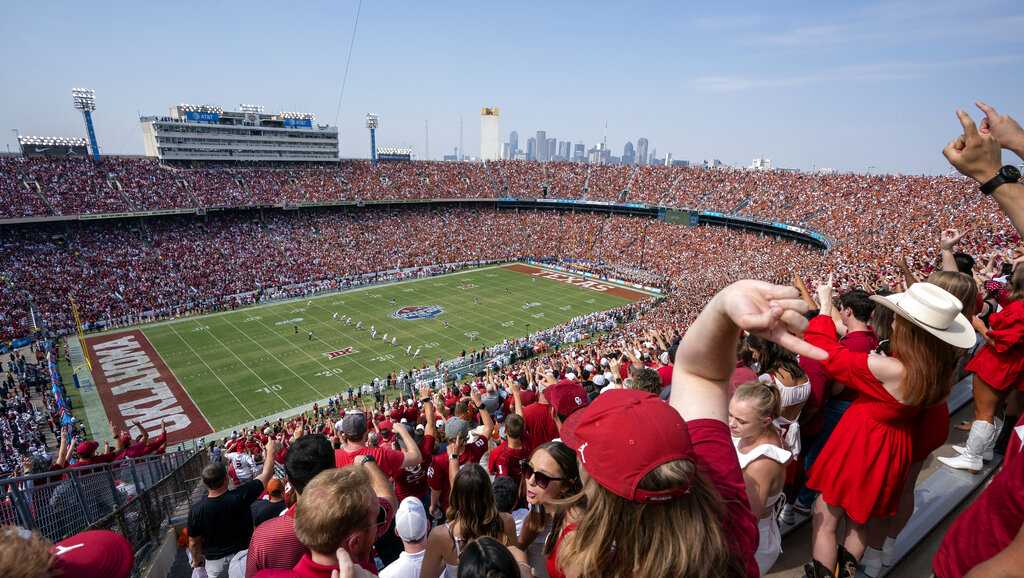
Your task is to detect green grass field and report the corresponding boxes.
[123,264,642,432]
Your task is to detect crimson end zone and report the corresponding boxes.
[82,330,213,444]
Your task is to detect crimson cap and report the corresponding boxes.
[561,389,693,503]
[545,380,589,419]
[52,530,134,578]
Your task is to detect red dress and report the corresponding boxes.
[965,300,1024,391]
[804,316,918,524]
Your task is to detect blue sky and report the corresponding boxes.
[1,0,1022,174]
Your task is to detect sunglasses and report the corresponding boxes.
[520,461,564,489]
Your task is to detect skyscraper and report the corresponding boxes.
[573,143,585,162]
[547,138,556,162]
[527,137,537,161]
[502,142,511,160]
[622,141,636,165]
[509,131,519,158]
[536,131,547,161]
[558,140,571,161]
[479,107,501,161]
[637,138,649,166]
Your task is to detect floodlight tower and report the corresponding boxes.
[71,88,100,161]
[366,113,379,165]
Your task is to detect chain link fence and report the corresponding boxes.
[0,443,205,545]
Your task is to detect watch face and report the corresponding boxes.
[1003,165,1022,180]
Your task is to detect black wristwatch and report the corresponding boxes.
[360,454,376,465]
[980,165,1021,195]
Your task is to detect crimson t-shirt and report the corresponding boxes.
[688,419,760,578]
[522,402,558,452]
[394,435,435,500]
[334,446,404,479]
[426,453,450,511]
[488,441,529,482]
[458,434,489,466]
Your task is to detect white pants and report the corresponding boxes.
[755,516,782,575]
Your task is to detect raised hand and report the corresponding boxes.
[717,280,827,360]
[940,228,965,251]
[943,109,1003,183]
[976,101,1024,152]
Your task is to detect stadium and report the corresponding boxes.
[2,4,1024,578]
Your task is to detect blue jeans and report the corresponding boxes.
[795,398,852,509]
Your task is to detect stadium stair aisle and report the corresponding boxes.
[766,377,1001,577]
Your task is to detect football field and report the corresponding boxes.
[80,263,652,442]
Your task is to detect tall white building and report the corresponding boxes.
[140,103,338,163]
[751,157,773,170]
[480,107,501,161]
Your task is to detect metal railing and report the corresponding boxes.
[0,444,206,544]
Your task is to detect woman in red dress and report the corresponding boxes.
[862,271,978,575]
[804,281,974,578]
[939,265,1024,472]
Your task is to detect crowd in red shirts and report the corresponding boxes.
[4,103,1024,578]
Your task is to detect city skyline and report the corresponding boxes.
[1,1,1023,174]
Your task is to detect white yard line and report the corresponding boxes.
[168,323,257,421]
[190,319,294,409]
[222,314,346,395]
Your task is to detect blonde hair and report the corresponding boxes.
[927,271,978,318]
[294,466,375,553]
[557,460,744,578]
[732,381,782,424]
[0,527,54,578]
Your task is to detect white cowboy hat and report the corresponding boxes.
[869,283,975,348]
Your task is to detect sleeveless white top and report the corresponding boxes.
[734,438,791,575]
[758,373,810,456]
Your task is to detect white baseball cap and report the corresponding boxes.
[395,497,429,542]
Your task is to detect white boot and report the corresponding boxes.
[952,417,1001,461]
[951,444,993,461]
[938,420,995,473]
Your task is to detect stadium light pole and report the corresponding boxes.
[71,88,100,161]
[366,113,379,165]
[11,129,21,155]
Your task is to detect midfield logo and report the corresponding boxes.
[392,305,444,320]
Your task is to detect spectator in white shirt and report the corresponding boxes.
[379,497,429,578]
[226,449,258,483]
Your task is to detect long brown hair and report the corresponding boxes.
[447,463,507,544]
[889,316,962,407]
[556,459,745,578]
[520,442,582,554]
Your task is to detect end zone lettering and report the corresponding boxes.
[532,271,611,292]
[325,347,355,359]
[85,331,212,443]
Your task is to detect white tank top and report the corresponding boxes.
[733,438,792,512]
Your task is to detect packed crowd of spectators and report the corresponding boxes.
[0,207,824,341]
[4,102,1024,578]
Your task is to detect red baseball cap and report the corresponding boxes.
[76,440,99,456]
[52,530,134,578]
[379,420,394,438]
[561,389,693,503]
[545,380,589,419]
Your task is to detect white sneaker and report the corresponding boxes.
[779,502,810,525]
